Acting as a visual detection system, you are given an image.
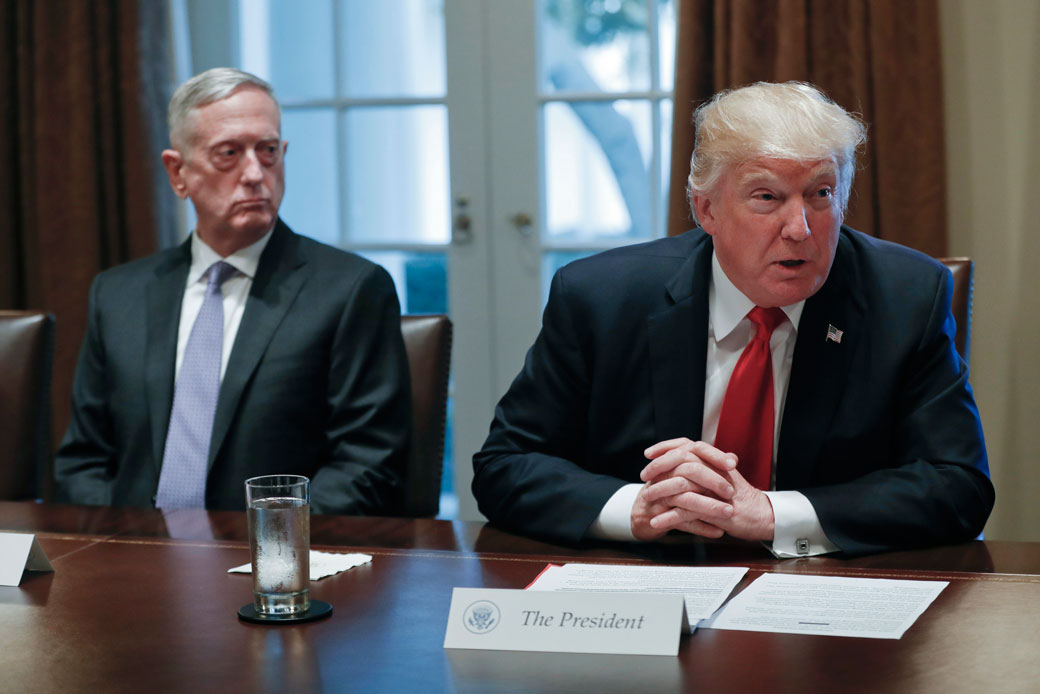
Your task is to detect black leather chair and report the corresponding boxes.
[938,257,973,364]
[0,311,55,500]
[400,314,452,517]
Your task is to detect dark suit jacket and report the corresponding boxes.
[55,219,411,515]
[473,227,994,555]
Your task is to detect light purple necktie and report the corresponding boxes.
[155,261,237,509]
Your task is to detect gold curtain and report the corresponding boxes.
[0,0,172,459]
[666,0,948,257]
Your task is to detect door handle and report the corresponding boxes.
[452,196,473,244]
[509,212,534,237]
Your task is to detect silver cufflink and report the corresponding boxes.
[796,538,810,555]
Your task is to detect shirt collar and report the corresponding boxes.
[709,251,806,340]
[188,227,275,285]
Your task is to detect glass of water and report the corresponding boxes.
[245,475,311,617]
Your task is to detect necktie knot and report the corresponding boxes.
[748,306,787,341]
[206,261,236,295]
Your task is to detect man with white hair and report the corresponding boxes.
[56,68,410,515]
[473,82,993,556]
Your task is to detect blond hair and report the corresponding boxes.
[688,82,867,216]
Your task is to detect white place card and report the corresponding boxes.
[0,532,54,586]
[526,563,748,633]
[444,587,685,656]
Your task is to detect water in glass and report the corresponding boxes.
[248,496,310,615]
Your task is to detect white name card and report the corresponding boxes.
[0,533,54,586]
[443,587,685,656]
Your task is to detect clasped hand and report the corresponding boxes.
[630,438,775,542]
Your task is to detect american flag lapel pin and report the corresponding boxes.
[826,324,844,344]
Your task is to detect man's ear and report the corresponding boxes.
[691,192,716,235]
[161,149,188,199]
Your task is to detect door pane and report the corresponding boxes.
[353,250,447,315]
[343,106,450,244]
[339,0,447,98]
[242,0,336,101]
[539,0,651,94]
[659,97,673,236]
[280,109,339,245]
[542,99,652,241]
[656,0,676,91]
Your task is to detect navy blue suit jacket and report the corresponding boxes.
[473,227,993,555]
[55,219,410,515]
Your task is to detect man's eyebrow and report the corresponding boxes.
[736,165,838,187]
[807,165,838,182]
[207,136,279,150]
[208,139,240,150]
[735,169,780,187]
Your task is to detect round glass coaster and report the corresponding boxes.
[238,600,333,625]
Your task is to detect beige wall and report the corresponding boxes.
[941,0,1040,541]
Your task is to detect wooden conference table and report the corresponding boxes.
[1,501,1037,693]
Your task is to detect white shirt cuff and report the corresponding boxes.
[586,483,642,541]
[763,490,840,558]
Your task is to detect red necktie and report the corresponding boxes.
[714,306,787,490]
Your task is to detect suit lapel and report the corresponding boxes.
[776,232,864,489]
[208,220,308,469]
[647,235,713,443]
[146,241,192,472]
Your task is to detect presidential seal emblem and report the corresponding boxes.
[463,600,501,634]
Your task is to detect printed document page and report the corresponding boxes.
[700,572,947,639]
[526,563,748,632]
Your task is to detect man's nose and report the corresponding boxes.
[241,152,263,184]
[780,203,811,241]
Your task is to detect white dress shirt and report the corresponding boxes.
[588,252,839,557]
[174,230,274,383]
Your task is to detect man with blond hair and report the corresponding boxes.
[474,82,992,556]
[56,68,410,515]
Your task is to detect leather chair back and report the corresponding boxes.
[938,257,973,364]
[400,314,452,517]
[0,311,55,500]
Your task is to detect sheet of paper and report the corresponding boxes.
[526,563,748,632]
[228,550,371,580]
[700,572,948,639]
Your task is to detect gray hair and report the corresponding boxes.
[688,82,867,217]
[168,67,279,149]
